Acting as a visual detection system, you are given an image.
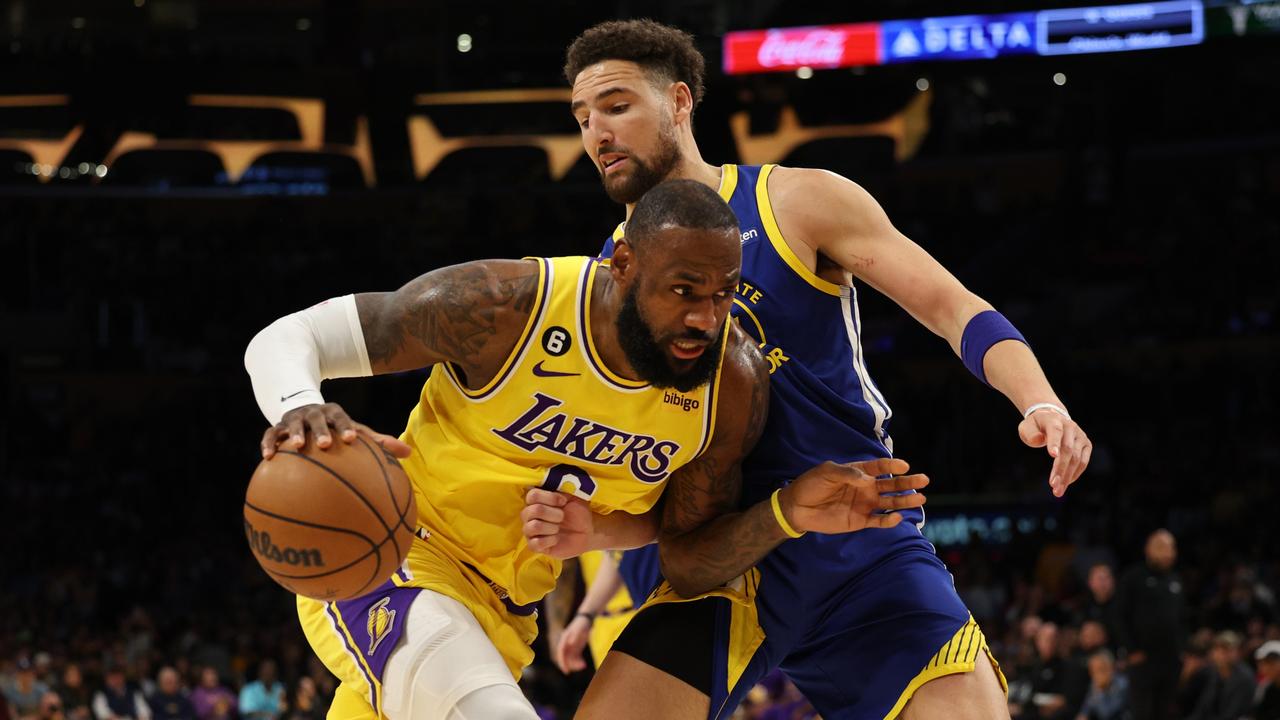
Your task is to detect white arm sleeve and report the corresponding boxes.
[243,294,372,424]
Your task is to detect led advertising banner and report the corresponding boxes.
[881,13,1038,63]
[722,23,880,74]
[722,0,1208,73]
[1037,0,1205,55]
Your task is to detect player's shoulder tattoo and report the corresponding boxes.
[365,259,540,373]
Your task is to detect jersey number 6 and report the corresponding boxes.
[539,463,596,500]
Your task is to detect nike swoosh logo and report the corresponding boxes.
[531,361,579,378]
[279,389,309,402]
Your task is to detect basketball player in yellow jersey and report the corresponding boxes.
[244,180,927,720]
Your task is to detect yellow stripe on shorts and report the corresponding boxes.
[883,615,1008,720]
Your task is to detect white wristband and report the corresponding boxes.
[1023,402,1070,421]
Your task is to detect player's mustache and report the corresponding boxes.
[598,144,632,161]
[675,329,714,343]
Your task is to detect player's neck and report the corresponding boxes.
[587,264,642,382]
[623,159,722,220]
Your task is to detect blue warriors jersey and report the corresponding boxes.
[602,164,916,523]
[604,168,983,720]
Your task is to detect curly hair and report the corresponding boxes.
[563,19,706,111]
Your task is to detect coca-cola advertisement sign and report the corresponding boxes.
[724,23,881,74]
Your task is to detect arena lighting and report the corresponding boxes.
[796,66,815,78]
[457,34,473,53]
[916,77,931,91]
[723,0,1206,73]
[1053,71,1068,84]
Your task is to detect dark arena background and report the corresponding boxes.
[2,1,1278,719]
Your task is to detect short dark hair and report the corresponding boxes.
[564,20,706,111]
[627,179,738,250]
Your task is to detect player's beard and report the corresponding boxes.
[615,280,724,393]
[602,118,682,205]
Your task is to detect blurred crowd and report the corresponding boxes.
[0,653,329,720]
[4,524,1278,720]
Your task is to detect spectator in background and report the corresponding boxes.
[1177,631,1213,717]
[189,669,234,720]
[92,667,150,720]
[37,691,66,720]
[147,669,193,720]
[236,662,282,720]
[1115,529,1186,720]
[33,657,56,692]
[283,678,321,720]
[1023,622,1089,720]
[1081,564,1120,650]
[4,659,50,719]
[300,659,333,712]
[1076,649,1129,720]
[1080,621,1110,657]
[1185,631,1253,720]
[55,665,92,720]
[1253,640,1280,720]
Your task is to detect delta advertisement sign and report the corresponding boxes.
[722,0,1205,74]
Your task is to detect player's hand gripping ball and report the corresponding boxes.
[244,433,416,601]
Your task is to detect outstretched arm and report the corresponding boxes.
[657,329,928,597]
[768,167,1091,496]
[245,259,540,456]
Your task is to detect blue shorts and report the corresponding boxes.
[629,523,1005,720]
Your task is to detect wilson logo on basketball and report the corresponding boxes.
[244,520,326,567]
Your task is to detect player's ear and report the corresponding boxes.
[610,240,636,284]
[670,82,693,125]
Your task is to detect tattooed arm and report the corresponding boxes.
[248,259,540,456]
[655,325,782,597]
[658,326,931,598]
[357,259,541,385]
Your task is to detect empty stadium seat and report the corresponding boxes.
[241,152,366,190]
[420,145,550,190]
[102,149,227,188]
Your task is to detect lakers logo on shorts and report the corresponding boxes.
[366,597,397,657]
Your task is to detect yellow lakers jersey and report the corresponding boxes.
[398,255,726,607]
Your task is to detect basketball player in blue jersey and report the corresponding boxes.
[524,19,1093,720]
[244,181,927,720]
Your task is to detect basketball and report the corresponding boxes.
[243,435,416,602]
